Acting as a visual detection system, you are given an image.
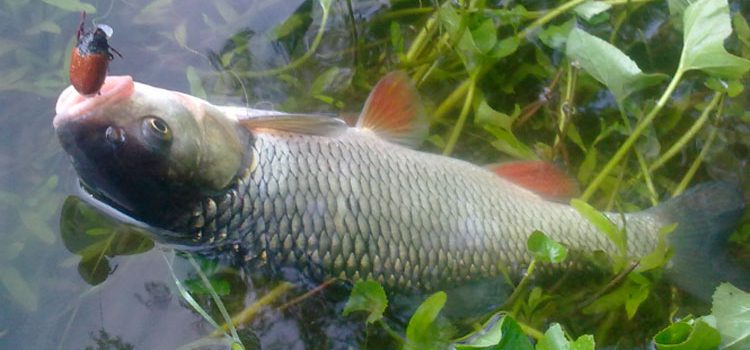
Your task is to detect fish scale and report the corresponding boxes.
[166,128,662,291]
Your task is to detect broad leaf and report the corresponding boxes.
[536,323,595,350]
[566,28,667,104]
[342,280,388,324]
[680,0,750,77]
[653,318,721,350]
[527,231,568,264]
[455,315,533,350]
[712,283,750,349]
[574,1,611,23]
[570,199,626,257]
[405,291,451,350]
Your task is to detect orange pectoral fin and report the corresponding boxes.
[488,161,579,201]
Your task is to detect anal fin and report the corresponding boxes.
[488,161,579,201]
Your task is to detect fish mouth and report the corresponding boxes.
[53,75,135,129]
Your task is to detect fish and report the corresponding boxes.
[53,72,746,299]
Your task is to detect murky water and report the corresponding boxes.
[1,0,749,349]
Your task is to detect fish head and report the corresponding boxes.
[53,76,252,222]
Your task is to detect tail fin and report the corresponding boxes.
[651,182,747,299]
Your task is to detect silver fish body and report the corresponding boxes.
[168,129,661,290]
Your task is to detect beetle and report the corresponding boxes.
[69,12,122,96]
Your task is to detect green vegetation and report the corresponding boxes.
[1,0,749,348]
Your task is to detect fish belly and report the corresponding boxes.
[236,129,661,290]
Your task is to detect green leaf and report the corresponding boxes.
[475,98,515,131]
[637,223,676,272]
[471,20,498,54]
[0,266,38,311]
[405,291,451,350]
[566,28,668,104]
[538,20,575,50]
[390,22,404,55]
[527,231,568,264]
[570,199,626,256]
[269,13,307,41]
[342,280,387,324]
[573,1,611,22]
[679,0,750,78]
[577,147,597,184]
[59,196,154,285]
[455,315,533,350]
[311,67,341,96]
[712,283,750,349]
[653,318,721,350]
[186,66,207,100]
[536,324,595,350]
[25,21,62,35]
[42,0,96,13]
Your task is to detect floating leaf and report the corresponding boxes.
[405,291,451,350]
[566,28,667,104]
[679,0,750,78]
[712,283,750,349]
[59,196,154,285]
[42,0,96,13]
[653,318,721,350]
[0,266,38,312]
[342,280,387,324]
[527,231,568,264]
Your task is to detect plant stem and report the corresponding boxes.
[673,97,725,196]
[433,78,471,121]
[517,319,545,340]
[616,105,658,206]
[580,68,685,201]
[236,0,331,78]
[517,0,588,39]
[187,255,241,342]
[503,259,537,308]
[443,71,478,155]
[211,282,295,337]
[648,93,723,172]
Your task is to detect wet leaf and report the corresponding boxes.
[712,283,750,349]
[42,0,96,13]
[574,1,611,22]
[0,266,38,311]
[570,199,626,256]
[527,231,568,264]
[679,0,750,78]
[536,324,595,350]
[566,28,667,104]
[471,20,497,55]
[405,291,451,350]
[653,318,721,350]
[310,67,340,96]
[19,211,55,244]
[704,77,744,97]
[390,22,404,55]
[184,277,231,297]
[59,196,153,285]
[342,280,387,324]
[455,315,533,350]
[577,147,597,184]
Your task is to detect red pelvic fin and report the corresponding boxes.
[488,161,579,200]
[356,71,428,148]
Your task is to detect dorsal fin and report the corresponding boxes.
[356,71,428,148]
[219,106,348,137]
[488,161,579,201]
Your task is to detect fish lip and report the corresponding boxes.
[53,75,134,129]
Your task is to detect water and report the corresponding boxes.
[1,0,749,349]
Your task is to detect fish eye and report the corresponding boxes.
[142,116,172,142]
